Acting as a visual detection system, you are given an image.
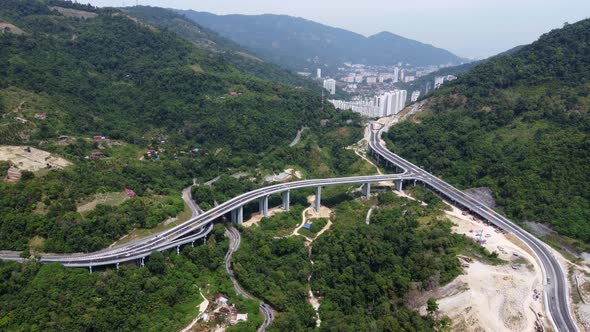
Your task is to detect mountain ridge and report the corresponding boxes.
[177,10,464,71]
[121,6,322,89]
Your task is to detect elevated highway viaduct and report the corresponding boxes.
[0,121,578,331]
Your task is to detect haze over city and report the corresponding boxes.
[81,0,590,58]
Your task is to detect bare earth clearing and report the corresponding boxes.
[0,22,25,35]
[76,192,129,213]
[424,205,547,332]
[49,6,98,19]
[0,145,71,171]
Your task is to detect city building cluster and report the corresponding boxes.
[310,61,457,97]
[311,62,460,118]
[330,89,407,118]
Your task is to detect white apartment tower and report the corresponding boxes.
[377,90,407,116]
[397,90,407,112]
[323,79,336,95]
[316,68,322,79]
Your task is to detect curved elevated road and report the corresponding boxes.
[0,122,577,331]
[368,122,577,332]
[0,173,414,268]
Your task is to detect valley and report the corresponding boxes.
[0,1,589,332]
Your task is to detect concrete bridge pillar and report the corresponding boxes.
[231,206,244,224]
[116,262,119,271]
[259,196,269,217]
[176,246,180,255]
[362,182,371,199]
[282,190,290,212]
[238,206,243,224]
[395,179,403,191]
[191,241,194,248]
[140,257,145,268]
[315,186,322,213]
[89,265,93,274]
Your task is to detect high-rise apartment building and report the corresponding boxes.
[323,79,336,95]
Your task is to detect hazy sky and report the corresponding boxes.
[81,0,590,59]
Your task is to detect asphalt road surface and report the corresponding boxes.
[224,226,274,331]
[369,121,577,332]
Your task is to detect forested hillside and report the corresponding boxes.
[388,19,590,248]
[231,188,498,330]
[399,45,526,99]
[123,6,321,89]
[0,0,366,254]
[0,225,264,332]
[178,11,463,72]
[0,0,338,152]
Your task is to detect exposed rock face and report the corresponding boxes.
[464,187,496,208]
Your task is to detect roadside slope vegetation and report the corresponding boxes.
[387,19,590,247]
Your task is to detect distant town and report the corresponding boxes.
[300,63,457,118]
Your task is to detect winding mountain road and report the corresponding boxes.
[224,226,275,331]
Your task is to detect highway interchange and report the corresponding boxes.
[0,121,579,331]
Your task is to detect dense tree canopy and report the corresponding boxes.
[0,225,262,332]
[0,0,365,254]
[231,189,488,331]
[0,0,353,152]
[388,18,590,247]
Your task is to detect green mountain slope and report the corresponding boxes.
[122,6,321,89]
[0,0,365,254]
[178,11,464,72]
[0,1,335,152]
[400,45,526,98]
[387,19,590,247]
